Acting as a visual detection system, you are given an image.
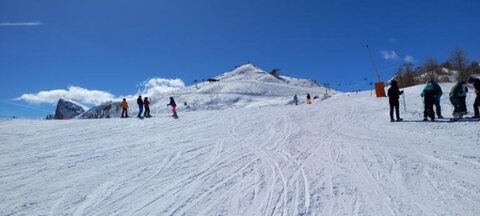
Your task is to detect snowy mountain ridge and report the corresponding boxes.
[77,64,334,119]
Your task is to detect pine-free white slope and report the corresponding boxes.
[1,84,479,215]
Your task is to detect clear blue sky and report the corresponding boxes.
[1,0,479,118]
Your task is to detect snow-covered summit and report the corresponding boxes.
[80,64,335,118]
[214,64,283,84]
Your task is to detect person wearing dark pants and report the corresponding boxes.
[387,80,404,122]
[120,98,129,118]
[137,96,144,118]
[450,81,468,119]
[431,80,443,118]
[143,97,151,117]
[421,82,436,121]
[468,77,480,118]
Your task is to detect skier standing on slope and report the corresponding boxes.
[120,98,129,118]
[387,80,404,122]
[167,97,178,118]
[293,94,298,105]
[421,81,437,121]
[431,79,444,118]
[137,96,144,118]
[450,81,468,119]
[306,93,312,104]
[468,77,480,118]
[143,97,151,118]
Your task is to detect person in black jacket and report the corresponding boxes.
[167,97,178,118]
[431,79,444,118]
[387,80,404,122]
[450,81,468,119]
[468,77,480,118]
[137,96,144,118]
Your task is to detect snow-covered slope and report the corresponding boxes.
[1,83,479,215]
[80,64,333,118]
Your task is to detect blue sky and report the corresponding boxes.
[1,0,479,118]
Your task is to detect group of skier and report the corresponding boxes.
[293,93,312,105]
[120,96,178,119]
[388,76,480,122]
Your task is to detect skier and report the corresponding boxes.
[468,77,480,118]
[137,95,144,118]
[293,94,298,105]
[387,80,404,122]
[143,97,151,118]
[120,98,129,118]
[431,79,444,118]
[167,96,178,118]
[450,81,468,119]
[421,81,436,121]
[306,93,312,104]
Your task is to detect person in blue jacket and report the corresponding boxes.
[137,95,144,118]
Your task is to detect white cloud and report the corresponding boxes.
[16,86,115,105]
[404,55,416,63]
[381,51,399,61]
[15,78,186,106]
[0,22,43,26]
[141,78,185,96]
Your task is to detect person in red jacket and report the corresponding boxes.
[143,97,151,118]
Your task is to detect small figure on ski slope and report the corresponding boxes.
[120,98,129,118]
[431,79,444,118]
[167,97,178,118]
[306,93,312,104]
[421,81,437,121]
[450,81,468,119]
[137,96,144,118]
[387,80,404,122]
[143,97,151,118]
[293,94,299,105]
[468,77,480,118]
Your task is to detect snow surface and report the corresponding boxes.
[1,83,479,215]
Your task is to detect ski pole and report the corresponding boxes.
[402,90,407,116]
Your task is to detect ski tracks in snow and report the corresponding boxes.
[226,110,312,216]
[3,92,480,215]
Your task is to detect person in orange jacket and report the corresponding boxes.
[120,98,129,118]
